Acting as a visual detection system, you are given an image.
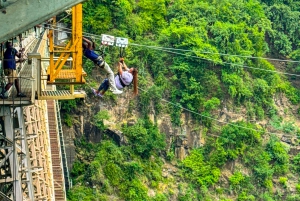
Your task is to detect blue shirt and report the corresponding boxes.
[4,47,18,70]
[83,49,99,63]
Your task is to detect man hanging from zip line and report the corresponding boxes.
[82,36,122,95]
[0,41,26,99]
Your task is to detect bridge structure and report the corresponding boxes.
[0,0,86,200]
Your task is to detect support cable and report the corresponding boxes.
[130,43,300,63]
[39,26,300,78]
[43,23,300,64]
[146,46,300,77]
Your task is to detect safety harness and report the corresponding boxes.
[117,73,127,88]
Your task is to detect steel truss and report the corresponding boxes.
[0,100,54,201]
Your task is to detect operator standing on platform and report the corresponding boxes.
[0,41,26,99]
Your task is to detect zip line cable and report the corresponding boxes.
[146,46,300,77]
[43,23,300,64]
[130,43,300,63]
[138,86,298,138]
[40,26,300,77]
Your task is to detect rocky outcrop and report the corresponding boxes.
[105,129,127,146]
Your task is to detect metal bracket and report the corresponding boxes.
[101,34,115,46]
[115,37,128,47]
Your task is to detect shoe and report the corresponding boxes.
[91,88,98,96]
[111,89,123,95]
[17,92,26,97]
[0,93,8,99]
[97,93,103,98]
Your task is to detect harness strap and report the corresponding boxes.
[117,73,126,88]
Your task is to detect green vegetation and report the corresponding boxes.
[93,110,110,131]
[66,0,300,200]
[68,120,166,200]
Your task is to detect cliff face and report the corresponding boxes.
[63,80,300,170]
[61,69,300,200]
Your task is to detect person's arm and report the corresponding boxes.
[83,37,93,50]
[123,61,129,71]
[16,48,24,58]
[118,62,123,75]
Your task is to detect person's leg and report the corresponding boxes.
[98,79,109,96]
[93,79,108,97]
[0,82,11,99]
[13,70,26,97]
[102,63,122,94]
[4,83,12,92]
[1,69,13,97]
[96,78,108,93]
[95,56,104,67]
[101,80,110,95]
[15,79,26,97]
[14,79,20,93]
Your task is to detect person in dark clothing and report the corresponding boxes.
[82,37,104,67]
[1,41,26,99]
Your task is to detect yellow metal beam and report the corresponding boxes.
[47,3,85,84]
[48,17,55,82]
[53,41,72,70]
[35,31,86,100]
[72,4,83,82]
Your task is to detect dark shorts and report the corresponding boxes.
[4,69,17,83]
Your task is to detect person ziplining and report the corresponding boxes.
[92,58,138,97]
[82,37,122,95]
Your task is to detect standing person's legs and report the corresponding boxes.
[0,69,14,98]
[102,63,122,94]
[1,69,26,98]
[4,69,14,90]
[15,78,26,97]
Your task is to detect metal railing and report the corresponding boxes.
[56,100,71,191]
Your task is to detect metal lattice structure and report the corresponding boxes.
[24,101,55,200]
[0,101,55,201]
[0,106,34,201]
